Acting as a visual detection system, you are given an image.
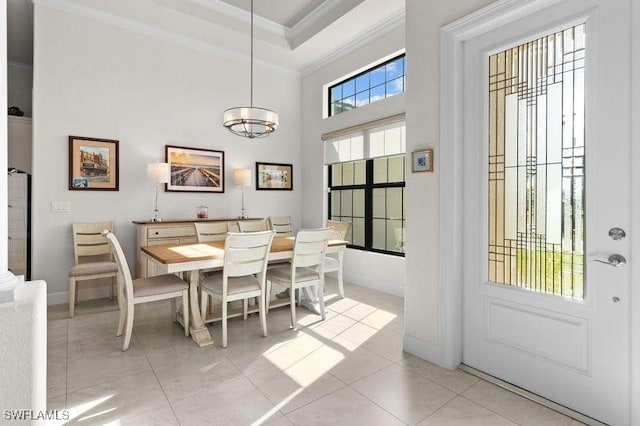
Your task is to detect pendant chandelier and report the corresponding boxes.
[223,0,279,138]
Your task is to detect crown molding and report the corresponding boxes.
[301,10,405,78]
[286,0,358,46]
[186,0,287,36]
[33,0,299,77]
[8,61,33,71]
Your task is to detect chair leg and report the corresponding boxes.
[182,291,189,337]
[170,298,177,322]
[290,285,297,329]
[258,291,267,338]
[318,281,326,321]
[243,299,249,320]
[122,301,135,351]
[265,280,271,314]
[69,277,76,318]
[222,299,228,348]
[116,275,126,336]
[337,270,344,299]
[200,290,208,322]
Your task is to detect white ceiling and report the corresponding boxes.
[219,0,325,28]
[7,0,405,72]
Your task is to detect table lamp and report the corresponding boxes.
[148,162,170,222]
[234,169,252,219]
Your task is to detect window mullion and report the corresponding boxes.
[364,159,374,249]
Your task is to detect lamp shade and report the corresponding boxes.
[147,162,170,184]
[223,107,279,139]
[234,169,252,187]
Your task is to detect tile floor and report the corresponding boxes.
[47,279,583,425]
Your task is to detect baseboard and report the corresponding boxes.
[343,272,404,297]
[403,333,444,366]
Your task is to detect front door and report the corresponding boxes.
[461,1,631,424]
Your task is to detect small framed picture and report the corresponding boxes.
[412,149,434,173]
[165,145,225,193]
[69,136,119,191]
[256,162,293,190]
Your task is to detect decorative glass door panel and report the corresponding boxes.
[488,24,585,298]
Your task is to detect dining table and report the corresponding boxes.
[140,236,348,347]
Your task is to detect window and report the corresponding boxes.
[328,54,406,117]
[326,121,405,256]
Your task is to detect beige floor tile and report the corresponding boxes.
[341,303,378,321]
[47,393,66,411]
[360,326,409,362]
[65,370,168,425]
[417,396,517,426]
[171,376,283,425]
[66,344,151,392]
[400,355,479,393]
[312,344,391,384]
[246,362,345,414]
[462,381,573,426]
[153,348,243,402]
[116,404,179,425]
[351,363,456,424]
[325,296,361,314]
[285,386,404,425]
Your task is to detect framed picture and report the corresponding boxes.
[256,162,293,190]
[69,136,119,191]
[165,145,225,193]
[412,149,434,173]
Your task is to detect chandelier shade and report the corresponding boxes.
[222,0,278,139]
[223,107,279,139]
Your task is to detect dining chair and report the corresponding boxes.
[103,230,189,351]
[194,221,228,242]
[266,228,330,329]
[322,220,351,298]
[199,230,274,348]
[69,221,119,317]
[268,216,293,237]
[238,219,269,232]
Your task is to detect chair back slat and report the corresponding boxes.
[224,231,274,279]
[72,221,114,262]
[228,222,240,232]
[194,222,228,242]
[268,216,293,237]
[238,219,268,232]
[327,220,351,241]
[292,229,330,269]
[102,231,134,299]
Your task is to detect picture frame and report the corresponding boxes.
[69,136,119,191]
[165,145,225,193]
[256,162,293,191]
[411,148,434,173]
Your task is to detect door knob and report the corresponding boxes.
[590,254,626,267]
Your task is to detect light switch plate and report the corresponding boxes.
[51,201,71,213]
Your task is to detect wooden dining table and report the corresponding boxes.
[141,236,348,347]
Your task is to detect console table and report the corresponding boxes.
[132,218,263,278]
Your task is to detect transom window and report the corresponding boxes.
[328,54,406,117]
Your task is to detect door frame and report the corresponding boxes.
[438,0,639,422]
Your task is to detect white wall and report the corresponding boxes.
[8,65,33,118]
[300,25,406,296]
[32,5,302,303]
[403,0,497,364]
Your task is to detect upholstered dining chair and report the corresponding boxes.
[266,228,330,329]
[103,231,189,351]
[69,221,119,317]
[238,219,269,232]
[199,230,274,348]
[268,216,293,237]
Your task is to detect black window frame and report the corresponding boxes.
[328,157,405,257]
[327,54,406,117]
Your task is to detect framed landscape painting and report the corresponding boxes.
[256,162,293,190]
[69,136,119,191]
[165,145,225,193]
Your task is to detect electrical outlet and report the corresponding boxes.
[51,201,71,213]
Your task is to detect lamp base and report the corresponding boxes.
[151,208,162,222]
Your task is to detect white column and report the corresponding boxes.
[0,0,18,301]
